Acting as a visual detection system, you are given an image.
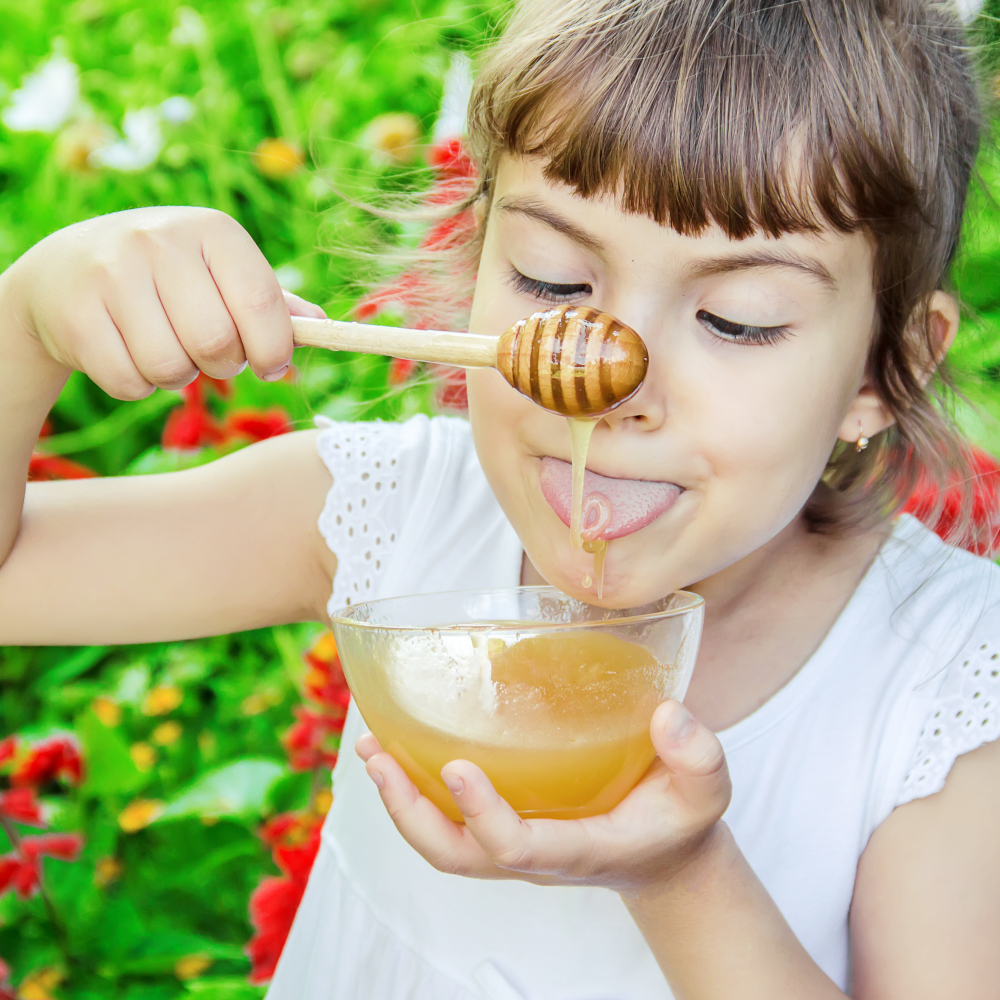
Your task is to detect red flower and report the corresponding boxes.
[12,735,84,787]
[246,824,321,983]
[258,810,321,849]
[20,833,84,864]
[434,366,469,412]
[0,738,17,768]
[303,651,351,717]
[282,708,343,772]
[223,409,293,443]
[902,447,1000,557]
[246,875,306,984]
[0,788,44,827]
[388,357,418,386]
[183,373,233,405]
[28,453,99,481]
[427,136,477,182]
[0,854,39,899]
[162,400,226,450]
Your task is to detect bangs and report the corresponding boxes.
[468,0,951,243]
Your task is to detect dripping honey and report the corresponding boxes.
[361,630,662,821]
[567,416,609,597]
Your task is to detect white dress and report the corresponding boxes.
[269,414,1000,1000]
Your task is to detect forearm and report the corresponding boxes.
[0,266,70,566]
[622,824,845,1000]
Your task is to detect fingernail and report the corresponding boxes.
[442,774,464,797]
[368,767,384,789]
[664,703,694,743]
[262,365,289,382]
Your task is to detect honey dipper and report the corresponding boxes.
[290,304,648,417]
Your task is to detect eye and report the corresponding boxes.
[696,309,790,346]
[508,267,592,304]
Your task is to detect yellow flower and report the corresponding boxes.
[240,693,273,716]
[91,696,121,727]
[18,968,65,1000]
[310,632,338,662]
[361,112,420,164]
[151,721,183,746]
[142,685,183,716]
[174,954,213,980]
[118,799,164,833]
[129,742,157,772]
[198,730,217,758]
[94,856,124,888]
[252,138,305,178]
[313,787,333,816]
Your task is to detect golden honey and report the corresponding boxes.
[358,630,662,821]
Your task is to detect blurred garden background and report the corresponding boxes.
[4,1,1000,998]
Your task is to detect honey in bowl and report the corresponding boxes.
[332,588,704,822]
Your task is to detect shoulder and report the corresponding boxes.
[870,516,1000,807]
[875,515,1000,666]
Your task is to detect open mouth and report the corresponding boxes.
[539,457,682,541]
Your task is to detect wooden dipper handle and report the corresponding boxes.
[291,305,648,417]
[495,306,648,417]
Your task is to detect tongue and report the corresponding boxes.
[539,457,681,541]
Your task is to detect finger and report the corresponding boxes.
[355,733,382,761]
[103,267,198,391]
[366,751,495,877]
[441,760,599,879]
[72,305,157,401]
[650,701,731,818]
[200,217,293,381]
[282,289,326,319]
[154,254,247,380]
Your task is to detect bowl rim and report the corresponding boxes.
[329,585,704,633]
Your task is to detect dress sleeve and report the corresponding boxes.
[314,415,432,613]
[897,632,1000,807]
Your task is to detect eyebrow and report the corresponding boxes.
[683,249,837,290]
[495,196,606,256]
[495,196,837,290]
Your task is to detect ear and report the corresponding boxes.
[836,290,959,446]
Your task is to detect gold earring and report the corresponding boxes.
[855,421,869,453]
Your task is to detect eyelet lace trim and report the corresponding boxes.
[898,639,1000,806]
[316,421,403,611]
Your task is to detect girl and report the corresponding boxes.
[1,0,999,996]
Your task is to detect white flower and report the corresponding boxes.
[159,95,195,124]
[170,7,207,47]
[955,0,984,21]
[432,53,473,143]
[2,53,80,133]
[89,108,163,172]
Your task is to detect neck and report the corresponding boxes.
[683,515,891,732]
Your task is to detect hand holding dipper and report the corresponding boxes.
[291,304,649,417]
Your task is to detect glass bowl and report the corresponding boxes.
[332,586,704,821]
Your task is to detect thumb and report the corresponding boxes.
[281,287,327,319]
[651,700,731,821]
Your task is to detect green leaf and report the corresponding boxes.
[154,759,285,823]
[185,978,266,1000]
[78,708,146,798]
[33,646,110,691]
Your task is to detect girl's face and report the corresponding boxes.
[466,157,881,608]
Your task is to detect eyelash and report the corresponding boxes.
[507,272,788,346]
[509,268,592,303]
[696,309,790,346]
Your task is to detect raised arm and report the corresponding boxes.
[0,208,336,645]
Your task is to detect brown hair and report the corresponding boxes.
[401,0,987,541]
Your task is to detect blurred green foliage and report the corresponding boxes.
[0,0,498,995]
